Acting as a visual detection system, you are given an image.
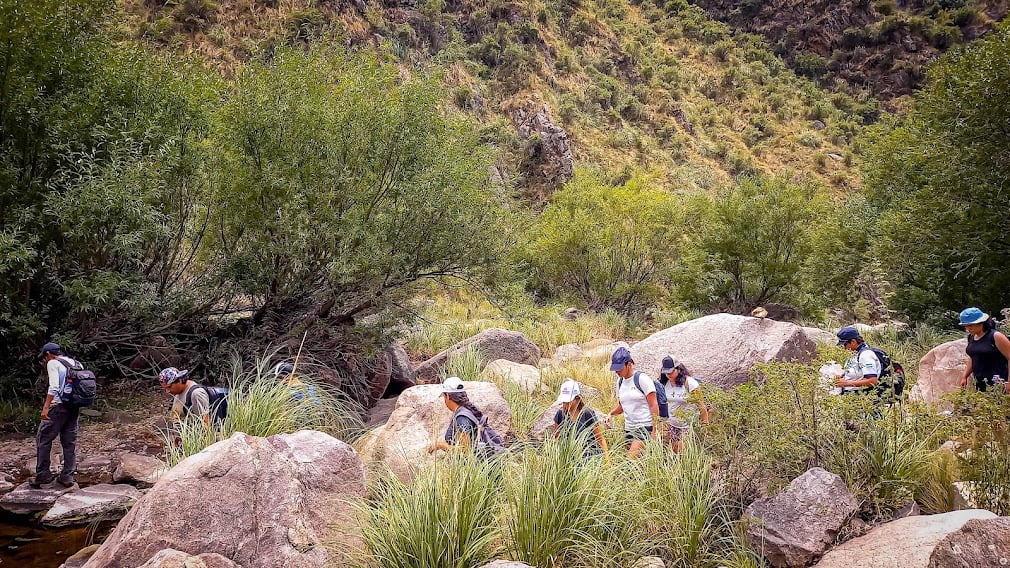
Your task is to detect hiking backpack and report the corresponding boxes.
[54,357,98,407]
[454,406,506,460]
[185,385,229,425]
[619,371,669,418]
[866,346,906,399]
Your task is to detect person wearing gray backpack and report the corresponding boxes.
[428,377,506,460]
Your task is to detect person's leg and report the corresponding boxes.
[58,406,80,482]
[35,405,67,483]
[627,427,651,459]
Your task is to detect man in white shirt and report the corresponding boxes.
[31,342,80,488]
[835,326,881,393]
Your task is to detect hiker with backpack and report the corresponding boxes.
[552,378,608,459]
[834,326,881,394]
[958,307,1010,393]
[605,346,661,459]
[32,342,97,488]
[428,376,506,460]
[658,355,710,452]
[159,367,228,427]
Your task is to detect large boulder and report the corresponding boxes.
[42,483,141,527]
[384,343,417,397]
[631,314,816,389]
[113,453,167,488]
[813,509,997,568]
[359,382,513,482]
[82,430,366,568]
[415,328,541,383]
[0,481,76,515]
[744,467,858,567]
[927,517,1010,568]
[136,549,238,568]
[913,339,968,404]
[483,359,543,395]
[76,454,116,485]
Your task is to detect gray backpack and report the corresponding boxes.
[454,406,506,459]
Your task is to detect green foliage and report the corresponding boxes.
[526,169,682,313]
[862,24,1010,318]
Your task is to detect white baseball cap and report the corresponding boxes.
[555,378,582,404]
[442,376,466,393]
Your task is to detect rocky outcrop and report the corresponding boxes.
[359,382,513,482]
[82,430,367,568]
[802,327,837,345]
[745,467,858,567]
[113,453,167,488]
[415,328,541,383]
[0,481,76,515]
[912,339,968,404]
[42,483,141,527]
[384,343,417,397]
[631,314,816,389]
[483,359,543,395]
[511,97,574,191]
[813,509,997,568]
[927,517,1010,568]
[136,549,239,568]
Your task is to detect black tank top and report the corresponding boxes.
[966,329,1009,381]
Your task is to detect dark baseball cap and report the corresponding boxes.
[40,342,61,357]
[610,346,633,371]
[836,326,862,346]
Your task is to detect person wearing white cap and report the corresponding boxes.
[427,377,504,457]
[552,378,608,459]
[658,355,709,452]
[958,307,1010,393]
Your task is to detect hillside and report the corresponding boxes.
[121,0,875,198]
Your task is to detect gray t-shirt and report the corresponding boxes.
[172,383,210,419]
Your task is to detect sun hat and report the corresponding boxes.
[836,326,862,346]
[959,307,989,326]
[556,378,582,404]
[661,355,678,375]
[158,367,190,385]
[610,346,633,371]
[442,376,466,393]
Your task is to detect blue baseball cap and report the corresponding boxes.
[959,307,989,326]
[610,346,633,371]
[40,342,61,357]
[836,326,862,346]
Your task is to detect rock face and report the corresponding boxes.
[529,403,608,442]
[927,517,1010,568]
[802,327,838,345]
[913,339,968,404]
[42,483,141,527]
[75,454,116,485]
[631,314,816,389]
[384,343,417,397]
[113,453,167,488]
[744,467,858,568]
[813,509,997,568]
[0,481,76,515]
[511,98,574,190]
[359,382,513,482]
[82,430,367,568]
[483,359,543,395]
[136,549,238,568]
[415,328,541,383]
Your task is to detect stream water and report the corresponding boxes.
[0,515,115,568]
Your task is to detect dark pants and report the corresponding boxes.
[36,404,80,479]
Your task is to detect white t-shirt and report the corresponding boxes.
[617,372,656,430]
[664,377,701,416]
[46,357,79,404]
[842,347,882,392]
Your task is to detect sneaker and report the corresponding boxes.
[56,473,76,487]
[29,474,55,489]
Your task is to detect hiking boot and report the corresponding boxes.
[56,473,76,487]
[29,474,55,489]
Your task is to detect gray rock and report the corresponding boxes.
[385,343,417,397]
[134,549,239,568]
[562,307,580,320]
[76,454,116,485]
[62,544,101,568]
[927,517,1010,568]
[828,153,843,161]
[0,481,76,515]
[802,326,838,345]
[812,120,826,130]
[415,328,541,383]
[479,561,536,568]
[814,509,997,568]
[631,314,816,389]
[913,339,968,405]
[42,483,141,527]
[744,467,858,567]
[82,430,366,568]
[553,343,583,363]
[0,480,14,494]
[113,453,167,489]
[511,98,574,189]
[632,557,664,568]
[483,359,543,395]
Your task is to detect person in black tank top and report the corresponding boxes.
[958,307,1010,393]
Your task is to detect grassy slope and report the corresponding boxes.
[120,0,870,198]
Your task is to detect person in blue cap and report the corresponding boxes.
[605,346,660,458]
[834,326,881,394]
[958,307,1010,393]
[31,342,82,488]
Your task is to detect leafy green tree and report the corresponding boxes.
[862,22,1010,318]
[526,169,682,313]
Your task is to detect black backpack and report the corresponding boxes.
[867,346,906,398]
[454,406,506,460]
[619,371,670,418]
[185,385,229,425]
[55,357,97,407]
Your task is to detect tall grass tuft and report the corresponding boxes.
[359,452,501,568]
[443,344,485,382]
